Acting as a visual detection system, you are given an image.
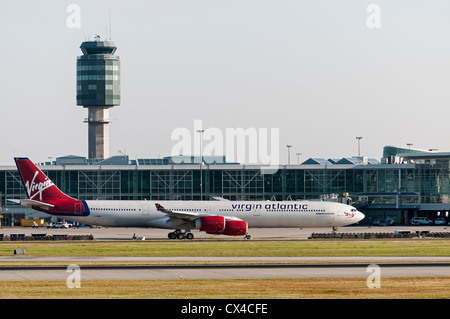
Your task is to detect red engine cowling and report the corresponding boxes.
[199,216,226,233]
[223,220,248,236]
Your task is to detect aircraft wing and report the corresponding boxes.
[155,203,209,220]
[8,199,55,209]
[155,203,244,222]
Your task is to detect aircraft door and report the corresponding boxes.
[142,204,149,215]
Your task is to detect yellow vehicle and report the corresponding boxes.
[20,219,44,227]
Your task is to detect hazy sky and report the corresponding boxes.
[1,0,450,165]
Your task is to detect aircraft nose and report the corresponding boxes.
[356,211,365,222]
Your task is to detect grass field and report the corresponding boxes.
[1,239,449,259]
[0,277,449,299]
[1,239,449,299]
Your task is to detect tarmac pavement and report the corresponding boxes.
[2,225,449,240]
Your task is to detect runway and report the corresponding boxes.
[2,256,450,263]
[1,263,449,281]
[1,257,449,281]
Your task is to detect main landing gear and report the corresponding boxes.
[168,229,194,240]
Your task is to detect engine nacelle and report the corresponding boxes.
[195,216,248,236]
[196,216,226,233]
[223,220,248,236]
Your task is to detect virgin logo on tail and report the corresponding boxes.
[25,171,55,200]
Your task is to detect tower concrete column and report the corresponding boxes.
[85,107,111,160]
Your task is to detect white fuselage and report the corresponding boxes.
[66,200,364,229]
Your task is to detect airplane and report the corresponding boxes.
[10,157,365,239]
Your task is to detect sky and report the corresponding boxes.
[1,0,450,166]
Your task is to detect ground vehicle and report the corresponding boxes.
[20,219,44,227]
[434,218,447,225]
[48,222,70,229]
[373,217,395,226]
[410,217,433,225]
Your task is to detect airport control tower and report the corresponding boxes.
[76,35,120,160]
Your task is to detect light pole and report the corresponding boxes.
[356,137,363,157]
[196,129,204,201]
[287,145,292,165]
[296,153,302,165]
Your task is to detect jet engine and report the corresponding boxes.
[222,220,248,236]
[195,216,248,236]
[196,216,226,233]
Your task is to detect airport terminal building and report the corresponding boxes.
[1,146,450,226]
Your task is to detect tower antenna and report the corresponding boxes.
[109,10,112,40]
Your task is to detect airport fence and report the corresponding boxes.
[0,234,94,241]
[310,231,450,239]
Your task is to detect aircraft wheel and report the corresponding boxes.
[176,232,185,240]
[186,232,194,240]
[168,232,177,239]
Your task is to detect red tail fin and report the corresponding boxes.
[14,157,88,216]
[14,157,69,201]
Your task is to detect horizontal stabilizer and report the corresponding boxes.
[8,199,55,209]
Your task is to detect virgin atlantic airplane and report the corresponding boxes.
[10,157,364,239]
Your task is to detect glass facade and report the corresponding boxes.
[76,40,120,107]
[76,59,120,106]
[0,163,447,203]
[2,153,450,225]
